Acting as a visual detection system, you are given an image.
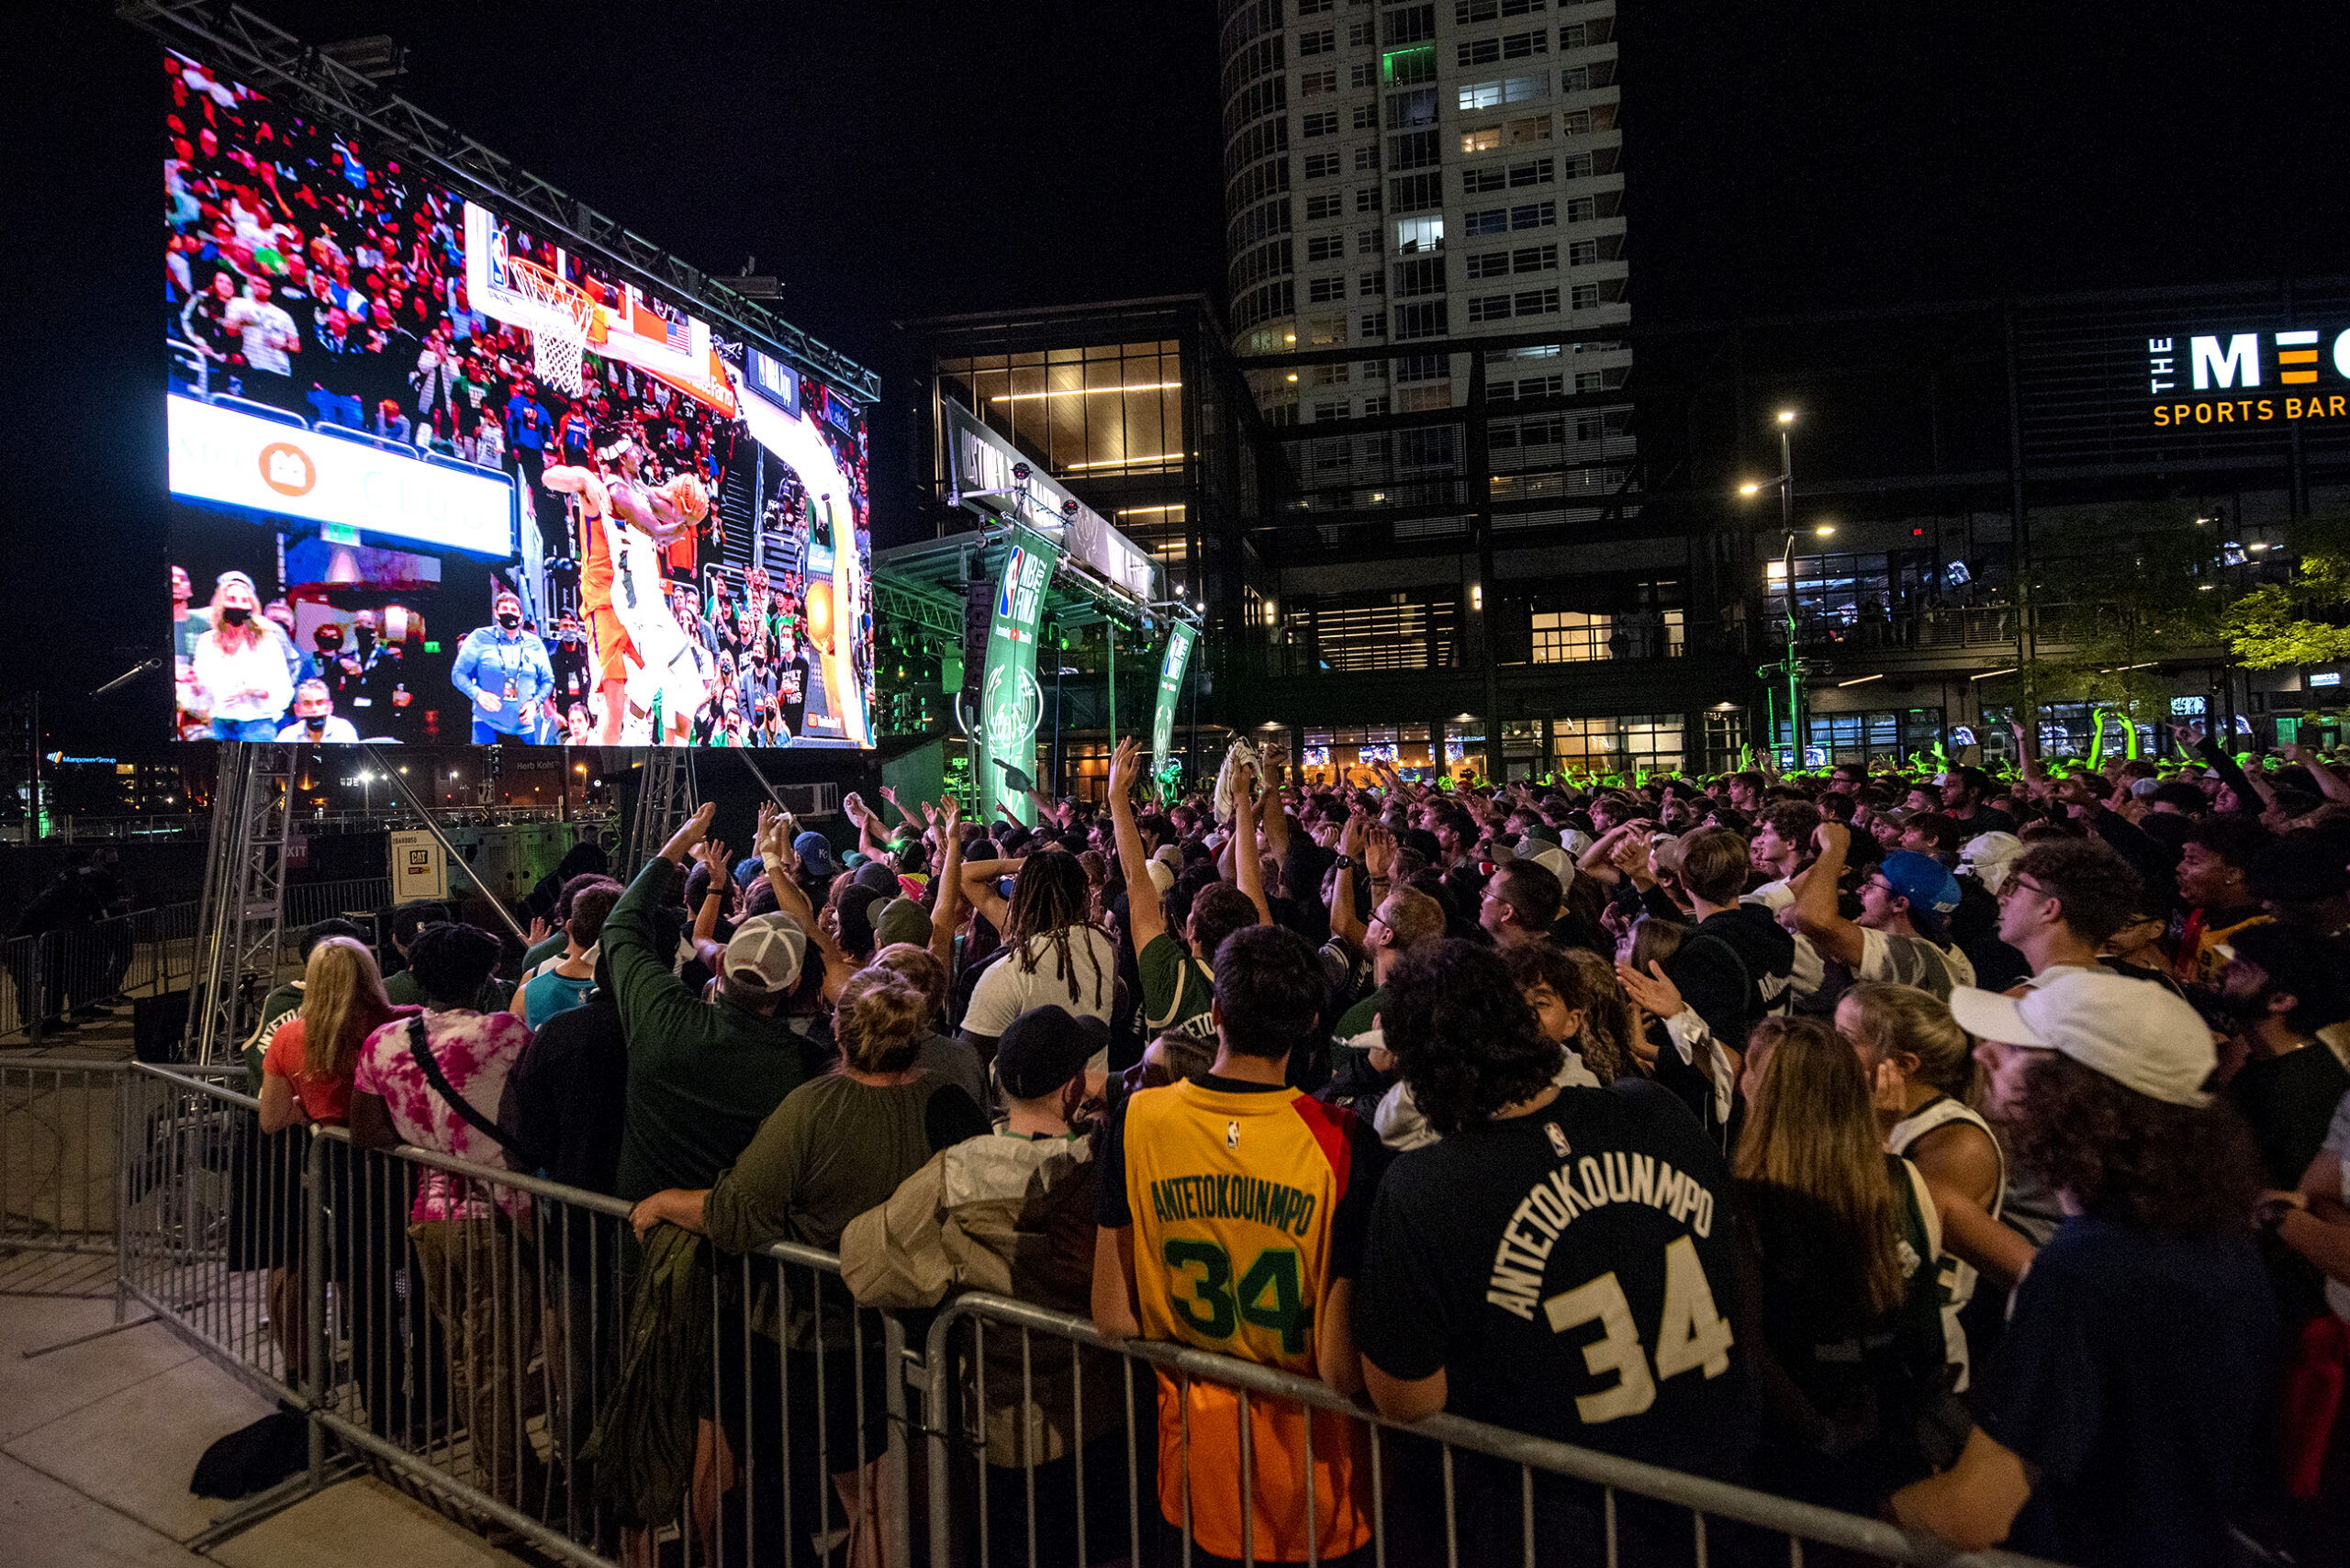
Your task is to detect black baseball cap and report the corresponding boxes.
[993,1005,1103,1100]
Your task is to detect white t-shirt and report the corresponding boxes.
[275,715,359,743]
[1857,925,1975,1001]
[225,297,297,375]
[962,925,1118,1039]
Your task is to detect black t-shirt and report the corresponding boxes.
[1973,1214,2276,1568]
[1353,1079,1757,1483]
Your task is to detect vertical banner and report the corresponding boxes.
[979,525,1061,825]
[1150,622,1197,792]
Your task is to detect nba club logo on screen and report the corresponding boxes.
[257,441,317,498]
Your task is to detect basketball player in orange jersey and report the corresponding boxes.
[602,438,710,744]
[543,433,706,743]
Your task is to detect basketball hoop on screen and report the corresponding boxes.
[504,256,599,398]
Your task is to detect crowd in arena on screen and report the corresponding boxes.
[225,727,2350,1566]
[165,51,882,749]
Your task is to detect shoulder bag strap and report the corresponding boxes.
[407,1017,526,1159]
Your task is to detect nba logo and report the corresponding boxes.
[997,547,1024,618]
[487,228,509,291]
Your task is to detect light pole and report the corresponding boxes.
[356,768,373,816]
[1739,410,1806,765]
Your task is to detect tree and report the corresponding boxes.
[2223,508,2350,668]
[2004,503,2228,743]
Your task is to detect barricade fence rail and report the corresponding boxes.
[11,1060,2061,1568]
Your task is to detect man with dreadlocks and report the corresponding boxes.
[957,846,1121,1081]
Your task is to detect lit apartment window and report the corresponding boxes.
[1458,73,1550,110]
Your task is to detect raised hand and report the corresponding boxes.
[660,802,716,863]
[1616,958,1685,1022]
[1108,736,1141,803]
[692,836,731,882]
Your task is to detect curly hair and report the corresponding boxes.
[2003,1055,2261,1236]
[2013,838,2144,946]
[1003,849,1110,1011]
[1561,948,1635,1084]
[834,967,929,1075]
[404,922,501,1010]
[1501,941,1607,1076]
[1384,940,1563,1138]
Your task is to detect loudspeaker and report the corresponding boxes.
[132,990,192,1064]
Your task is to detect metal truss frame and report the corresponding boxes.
[185,741,292,1064]
[626,750,697,869]
[119,0,880,404]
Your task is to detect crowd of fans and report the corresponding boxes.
[230,726,2350,1567]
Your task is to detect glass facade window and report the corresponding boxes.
[1768,550,1943,642]
[936,341,1186,478]
[1529,609,1684,662]
[1771,708,1946,767]
[1553,714,1684,776]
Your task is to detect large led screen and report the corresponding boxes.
[162,50,875,747]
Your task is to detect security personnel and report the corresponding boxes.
[451,590,555,744]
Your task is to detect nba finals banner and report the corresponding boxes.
[979,525,1060,824]
[1150,622,1196,790]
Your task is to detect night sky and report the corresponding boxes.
[9,1,2350,749]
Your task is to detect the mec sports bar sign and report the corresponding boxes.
[2147,327,2350,427]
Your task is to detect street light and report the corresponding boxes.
[1736,409,1803,765]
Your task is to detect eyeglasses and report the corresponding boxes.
[1999,876,2051,902]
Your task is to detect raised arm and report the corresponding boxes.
[1326,814,1370,949]
[1260,758,1292,864]
[755,809,850,1001]
[1793,822,1866,968]
[2288,743,2350,804]
[1229,760,1273,926]
[959,857,1021,936]
[689,838,732,972]
[927,796,964,971]
[1108,738,1168,953]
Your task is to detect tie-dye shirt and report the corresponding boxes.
[354,1007,537,1221]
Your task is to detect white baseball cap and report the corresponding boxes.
[1949,969,2216,1107]
[1958,831,2024,895]
[722,913,806,1000]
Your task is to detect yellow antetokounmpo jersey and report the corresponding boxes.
[1111,1078,1376,1563]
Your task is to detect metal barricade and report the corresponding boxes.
[1,1060,126,1261]
[105,1063,910,1568]
[7,1061,2068,1568]
[919,1293,2061,1568]
[118,1064,306,1401]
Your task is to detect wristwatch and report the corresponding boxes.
[1331,854,1355,869]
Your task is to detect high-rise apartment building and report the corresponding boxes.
[1220,0,1628,425]
[1213,0,1728,785]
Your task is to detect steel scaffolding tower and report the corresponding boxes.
[185,742,292,1064]
[627,750,696,868]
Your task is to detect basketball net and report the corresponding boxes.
[506,258,594,398]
